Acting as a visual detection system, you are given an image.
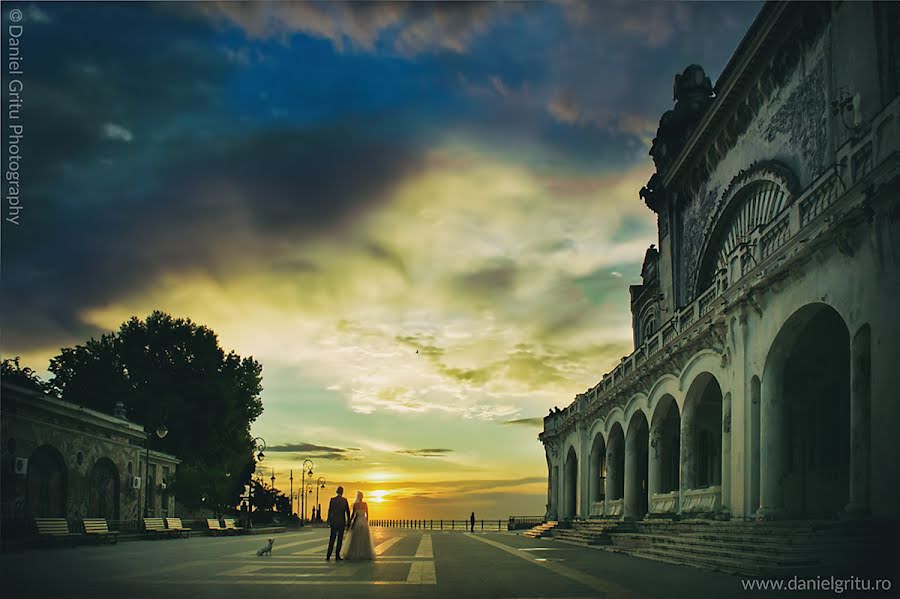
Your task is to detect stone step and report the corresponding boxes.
[623,546,812,577]
[612,532,868,558]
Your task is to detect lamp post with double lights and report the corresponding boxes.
[247,437,266,528]
[300,459,314,524]
[316,477,326,522]
[142,423,168,518]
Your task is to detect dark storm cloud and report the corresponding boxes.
[3,119,425,352]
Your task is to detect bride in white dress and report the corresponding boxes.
[344,491,375,561]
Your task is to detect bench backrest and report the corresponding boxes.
[166,518,185,529]
[207,518,224,529]
[83,519,110,534]
[223,518,242,529]
[143,517,167,531]
[35,518,71,535]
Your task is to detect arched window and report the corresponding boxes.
[642,315,658,341]
[696,165,796,295]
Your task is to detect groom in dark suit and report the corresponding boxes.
[326,486,351,561]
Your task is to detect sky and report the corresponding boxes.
[1,1,760,519]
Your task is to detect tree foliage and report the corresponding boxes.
[46,311,264,510]
[1,357,47,394]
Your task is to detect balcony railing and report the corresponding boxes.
[544,96,899,432]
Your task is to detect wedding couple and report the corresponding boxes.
[326,486,375,561]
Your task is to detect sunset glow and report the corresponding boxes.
[2,1,760,521]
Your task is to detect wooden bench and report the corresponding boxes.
[206,518,227,536]
[82,519,119,544]
[222,518,245,535]
[164,517,191,538]
[34,518,82,547]
[143,517,177,539]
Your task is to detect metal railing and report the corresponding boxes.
[371,519,507,531]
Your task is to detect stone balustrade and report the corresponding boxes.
[680,486,722,514]
[649,491,679,515]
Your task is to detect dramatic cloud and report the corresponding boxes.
[397,449,455,458]
[194,1,502,56]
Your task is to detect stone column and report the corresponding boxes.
[648,426,663,501]
[678,406,696,514]
[845,325,871,516]
[758,372,786,519]
[605,443,619,505]
[624,429,640,520]
[579,426,591,518]
[545,455,553,520]
[721,393,732,515]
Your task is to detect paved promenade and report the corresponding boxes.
[0,528,849,598]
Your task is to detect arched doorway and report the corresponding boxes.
[683,374,723,491]
[589,433,606,508]
[760,304,850,517]
[27,445,67,518]
[624,411,649,520]
[88,458,120,521]
[605,424,625,506]
[650,395,680,500]
[564,447,578,519]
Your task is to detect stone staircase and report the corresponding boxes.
[547,519,637,546]
[521,520,559,538]
[605,519,896,577]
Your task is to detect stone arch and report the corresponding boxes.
[759,302,851,518]
[88,457,120,521]
[647,374,681,414]
[623,393,650,427]
[624,410,649,520]
[678,349,726,395]
[605,422,626,504]
[604,408,626,439]
[563,446,578,520]
[27,445,67,518]
[589,431,607,507]
[650,395,681,498]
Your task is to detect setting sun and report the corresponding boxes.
[369,490,389,503]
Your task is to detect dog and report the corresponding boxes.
[256,538,274,556]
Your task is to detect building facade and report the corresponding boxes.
[540,1,899,523]
[1,382,179,531]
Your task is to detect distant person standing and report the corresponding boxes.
[470,511,476,532]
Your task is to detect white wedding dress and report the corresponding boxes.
[344,501,376,561]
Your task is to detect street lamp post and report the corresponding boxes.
[142,423,168,518]
[306,484,313,521]
[289,470,294,515]
[300,459,314,524]
[316,477,326,522]
[248,437,266,528]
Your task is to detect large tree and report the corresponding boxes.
[46,311,264,509]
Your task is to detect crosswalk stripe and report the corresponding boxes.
[414,535,433,558]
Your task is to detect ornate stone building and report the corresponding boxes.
[540,1,899,524]
[0,382,180,532]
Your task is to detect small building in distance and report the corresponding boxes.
[0,381,179,536]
